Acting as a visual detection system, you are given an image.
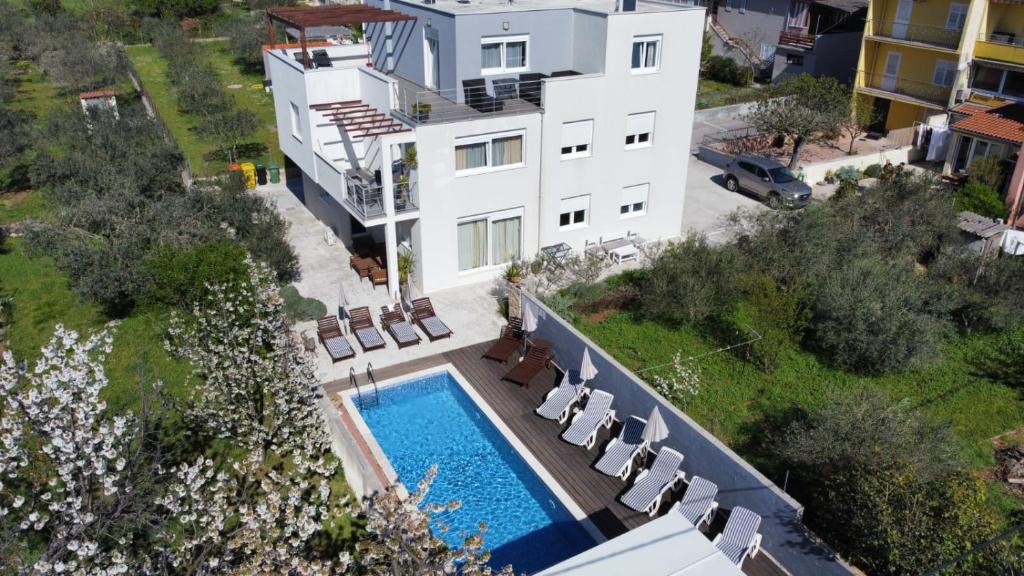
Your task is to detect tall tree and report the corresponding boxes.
[743,73,849,169]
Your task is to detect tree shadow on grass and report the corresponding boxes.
[201,142,269,163]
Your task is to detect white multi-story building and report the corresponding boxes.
[266,0,703,298]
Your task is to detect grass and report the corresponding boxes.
[573,310,1024,479]
[0,239,191,413]
[0,191,50,224]
[125,41,283,178]
[696,78,764,110]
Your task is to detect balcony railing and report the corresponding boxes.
[394,181,418,214]
[868,20,962,49]
[858,70,952,106]
[391,75,544,125]
[975,32,1024,63]
[345,179,385,220]
[779,30,817,50]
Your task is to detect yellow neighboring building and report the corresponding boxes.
[855,0,1024,131]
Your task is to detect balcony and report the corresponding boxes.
[975,32,1024,64]
[390,73,545,125]
[394,181,418,215]
[857,70,951,109]
[866,20,962,51]
[778,30,817,50]
[344,177,385,221]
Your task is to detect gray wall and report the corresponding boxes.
[715,0,789,62]
[521,291,856,576]
[571,10,608,75]
[366,1,457,91]
[772,30,863,84]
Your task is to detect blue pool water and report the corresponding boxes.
[356,371,594,574]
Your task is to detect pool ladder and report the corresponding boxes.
[350,363,380,408]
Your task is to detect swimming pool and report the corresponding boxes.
[353,369,595,574]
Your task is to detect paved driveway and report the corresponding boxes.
[682,154,765,244]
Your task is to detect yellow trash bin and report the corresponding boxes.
[240,162,257,189]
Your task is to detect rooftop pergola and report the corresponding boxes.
[266,5,416,70]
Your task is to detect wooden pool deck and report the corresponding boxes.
[324,341,789,576]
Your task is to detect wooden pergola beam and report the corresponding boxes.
[266,5,415,69]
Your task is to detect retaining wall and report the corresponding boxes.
[520,290,856,576]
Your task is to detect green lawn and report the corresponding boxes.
[125,42,283,178]
[574,310,1024,477]
[0,239,191,413]
[0,191,50,224]
[696,79,764,110]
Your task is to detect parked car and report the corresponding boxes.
[723,155,812,208]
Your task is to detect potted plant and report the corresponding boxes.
[396,174,410,211]
[397,250,415,301]
[412,103,431,122]
[503,261,524,285]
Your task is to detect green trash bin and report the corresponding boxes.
[268,162,280,184]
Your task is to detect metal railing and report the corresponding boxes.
[868,20,962,49]
[344,179,385,220]
[393,181,418,214]
[857,70,952,106]
[391,78,543,125]
[365,363,379,406]
[349,366,366,409]
[976,31,1024,61]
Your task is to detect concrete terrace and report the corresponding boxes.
[325,342,789,576]
[261,179,505,380]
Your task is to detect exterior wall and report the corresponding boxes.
[537,9,701,253]
[412,113,543,293]
[365,1,457,90]
[455,10,577,94]
[571,10,609,73]
[886,99,926,129]
[715,0,789,61]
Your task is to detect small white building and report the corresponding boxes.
[79,90,118,118]
[265,0,703,298]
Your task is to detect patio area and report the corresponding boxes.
[325,341,788,576]
[262,179,505,381]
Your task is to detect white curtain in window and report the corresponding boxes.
[491,135,523,167]
[456,142,488,170]
[481,43,502,69]
[644,41,658,68]
[491,217,521,264]
[458,220,488,270]
[505,41,526,68]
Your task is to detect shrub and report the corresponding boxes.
[954,181,1007,219]
[224,13,266,71]
[280,285,327,322]
[733,273,808,372]
[967,154,1005,190]
[834,165,861,183]
[640,234,744,324]
[862,163,882,178]
[774,390,1002,576]
[145,241,250,309]
[704,55,751,87]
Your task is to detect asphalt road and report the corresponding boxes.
[682,153,766,244]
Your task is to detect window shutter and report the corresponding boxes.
[622,184,649,207]
[626,112,655,135]
[562,120,593,150]
[560,195,590,214]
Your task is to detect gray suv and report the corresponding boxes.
[723,155,812,208]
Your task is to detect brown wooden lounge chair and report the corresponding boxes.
[347,306,386,352]
[370,266,388,288]
[380,305,420,348]
[482,318,524,364]
[502,340,553,388]
[410,297,453,341]
[316,315,355,362]
[350,255,379,279]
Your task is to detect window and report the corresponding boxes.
[945,4,968,31]
[625,111,655,149]
[788,1,810,28]
[457,211,522,271]
[620,184,648,218]
[739,0,747,13]
[631,35,661,73]
[559,195,590,230]
[759,43,776,62]
[561,119,594,159]
[290,102,302,141]
[454,130,525,175]
[787,53,804,66]
[933,59,957,87]
[971,65,1024,100]
[481,35,529,74]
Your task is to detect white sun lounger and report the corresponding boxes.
[561,390,615,449]
[536,372,588,423]
[594,415,648,480]
[671,475,719,529]
[620,446,685,517]
[713,506,763,568]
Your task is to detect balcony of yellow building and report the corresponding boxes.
[865,20,963,53]
[857,69,953,110]
[975,1,1024,64]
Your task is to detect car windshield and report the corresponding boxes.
[768,166,795,183]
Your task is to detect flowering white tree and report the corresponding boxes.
[0,326,150,574]
[167,259,328,453]
[357,465,513,576]
[650,352,701,406]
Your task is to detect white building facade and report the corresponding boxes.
[267,0,703,297]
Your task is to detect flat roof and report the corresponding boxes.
[537,513,745,576]
[267,5,416,28]
[395,0,694,16]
